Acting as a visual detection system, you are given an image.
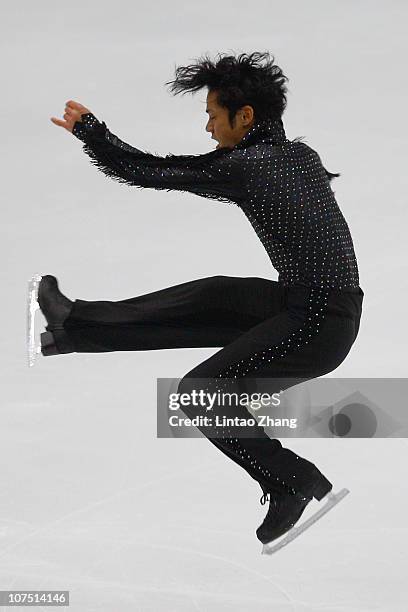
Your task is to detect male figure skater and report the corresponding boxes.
[31,52,364,553]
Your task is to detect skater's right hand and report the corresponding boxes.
[50,100,93,133]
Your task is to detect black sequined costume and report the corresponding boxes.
[64,112,364,500]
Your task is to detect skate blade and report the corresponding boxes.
[261,488,350,556]
[27,273,43,367]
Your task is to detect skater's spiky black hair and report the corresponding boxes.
[164,51,289,127]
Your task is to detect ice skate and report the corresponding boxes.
[27,274,43,367]
[26,274,75,367]
[259,486,350,555]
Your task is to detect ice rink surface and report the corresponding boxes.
[2,0,408,610]
[1,354,408,611]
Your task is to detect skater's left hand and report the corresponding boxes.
[50,100,93,133]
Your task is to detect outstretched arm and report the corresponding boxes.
[51,101,246,206]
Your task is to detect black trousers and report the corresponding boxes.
[62,275,364,497]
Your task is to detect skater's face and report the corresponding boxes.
[205,89,254,150]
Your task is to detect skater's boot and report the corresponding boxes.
[256,468,333,545]
[37,275,75,355]
[258,464,332,502]
[256,484,312,545]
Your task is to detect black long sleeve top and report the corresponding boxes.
[72,113,360,291]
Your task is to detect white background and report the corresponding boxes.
[1,1,407,610]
